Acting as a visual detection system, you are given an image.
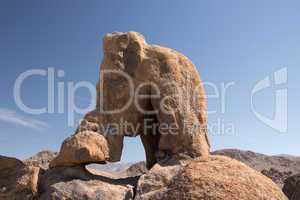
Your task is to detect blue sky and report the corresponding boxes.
[0,0,299,163]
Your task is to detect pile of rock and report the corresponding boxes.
[0,153,136,200]
[0,153,288,200]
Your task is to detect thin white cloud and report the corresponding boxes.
[0,108,48,131]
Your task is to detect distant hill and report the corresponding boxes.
[213,149,300,187]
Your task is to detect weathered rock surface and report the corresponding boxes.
[80,110,125,163]
[95,31,210,169]
[50,131,110,168]
[89,149,300,189]
[213,149,300,187]
[52,31,211,170]
[38,165,137,200]
[0,153,290,200]
[282,174,300,200]
[0,155,39,200]
[135,155,287,200]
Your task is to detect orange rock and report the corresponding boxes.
[135,156,288,200]
[50,131,110,168]
[52,32,210,169]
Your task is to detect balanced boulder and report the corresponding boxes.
[50,131,110,168]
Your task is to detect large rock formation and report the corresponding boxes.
[0,33,290,200]
[135,155,288,200]
[51,31,210,169]
[0,156,40,200]
[282,174,300,200]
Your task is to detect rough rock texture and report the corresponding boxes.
[91,149,300,188]
[135,156,287,200]
[50,131,109,168]
[50,31,212,170]
[0,156,39,200]
[282,174,300,200]
[24,150,58,170]
[95,31,210,169]
[38,165,137,200]
[213,149,300,187]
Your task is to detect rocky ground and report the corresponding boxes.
[0,149,296,199]
[85,149,300,189]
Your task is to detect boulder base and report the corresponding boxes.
[135,156,288,200]
[40,179,134,200]
[38,166,135,200]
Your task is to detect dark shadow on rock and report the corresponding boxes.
[283,174,300,200]
[38,165,140,197]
